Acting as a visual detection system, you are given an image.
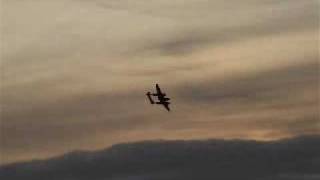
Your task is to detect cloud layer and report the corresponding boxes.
[1,135,320,180]
[1,0,319,164]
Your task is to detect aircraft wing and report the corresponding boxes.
[162,102,170,111]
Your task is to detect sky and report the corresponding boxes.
[1,0,319,165]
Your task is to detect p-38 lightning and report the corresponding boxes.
[146,84,171,111]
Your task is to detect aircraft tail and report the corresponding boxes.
[146,92,155,104]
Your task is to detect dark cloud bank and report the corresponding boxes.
[1,135,319,180]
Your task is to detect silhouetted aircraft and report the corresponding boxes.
[146,84,171,111]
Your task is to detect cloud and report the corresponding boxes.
[171,60,320,132]
[177,61,319,103]
[119,0,318,56]
[134,9,318,56]
[1,0,319,164]
[1,135,319,180]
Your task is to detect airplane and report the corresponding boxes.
[146,84,171,111]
